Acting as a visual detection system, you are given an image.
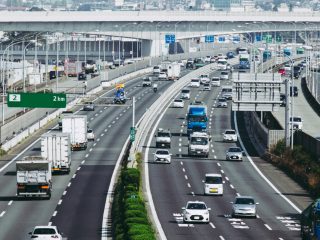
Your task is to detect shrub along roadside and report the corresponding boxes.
[269,139,320,197]
[112,153,156,240]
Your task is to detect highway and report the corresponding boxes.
[146,68,305,240]
[0,70,187,239]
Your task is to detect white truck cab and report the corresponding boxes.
[188,132,210,158]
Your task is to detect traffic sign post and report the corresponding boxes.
[130,127,136,142]
[165,34,175,44]
[276,36,282,43]
[7,92,67,108]
[205,35,214,43]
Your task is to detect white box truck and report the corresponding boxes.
[62,115,87,151]
[41,133,71,173]
[16,156,52,199]
[167,63,181,80]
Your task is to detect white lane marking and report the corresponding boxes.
[279,238,284,240]
[101,133,104,137]
[108,125,111,128]
[104,107,107,110]
[180,129,183,132]
[95,113,98,117]
[179,138,182,142]
[85,154,89,158]
[179,148,182,152]
[214,155,217,159]
[93,143,97,147]
[100,110,103,113]
[89,148,93,152]
[181,161,183,165]
[219,236,225,240]
[77,167,81,171]
[225,177,229,181]
[185,175,188,180]
[257,215,260,219]
[179,143,182,147]
[104,129,107,132]
[0,211,5,217]
[182,168,185,172]
[67,183,71,187]
[8,201,13,206]
[217,163,221,167]
[265,224,272,230]
[236,193,240,196]
[234,113,302,213]
[182,121,185,124]
[72,174,76,179]
[220,170,224,174]
[58,200,62,205]
[97,138,100,142]
[53,211,57,217]
[230,184,234,189]
[191,192,195,196]
[210,222,216,229]
[90,117,94,121]
[212,149,215,153]
[116,117,119,120]
[48,222,52,226]
[187,183,191,188]
[81,160,85,164]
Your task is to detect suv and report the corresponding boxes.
[142,77,152,87]
[155,128,171,148]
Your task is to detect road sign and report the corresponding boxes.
[218,36,225,43]
[255,35,262,42]
[205,35,214,43]
[233,35,240,42]
[130,127,136,142]
[7,92,67,108]
[276,36,282,43]
[165,34,175,44]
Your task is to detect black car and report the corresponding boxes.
[78,73,87,80]
[186,62,194,69]
[290,86,298,97]
[280,93,286,107]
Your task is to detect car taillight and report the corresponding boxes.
[41,185,49,189]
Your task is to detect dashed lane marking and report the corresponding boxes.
[0,211,5,217]
[81,160,85,164]
[93,143,97,147]
[104,129,107,132]
[101,133,104,137]
[230,184,234,189]
[210,222,216,229]
[67,183,71,187]
[220,170,224,174]
[219,236,225,240]
[89,148,93,152]
[8,201,12,206]
[180,161,183,165]
[265,224,272,230]
[214,155,217,159]
[187,183,191,188]
[217,163,221,167]
[48,222,52,226]
[236,193,240,197]
[97,138,100,142]
[225,177,229,181]
[179,148,182,152]
[72,174,76,179]
[77,167,81,171]
[58,200,62,205]
[182,168,185,172]
[185,175,188,180]
[53,211,57,217]
[179,143,182,147]
[85,154,89,158]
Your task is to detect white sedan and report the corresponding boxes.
[87,129,95,141]
[223,129,238,142]
[172,99,184,108]
[217,98,227,108]
[29,226,63,240]
[182,201,211,223]
[153,149,172,163]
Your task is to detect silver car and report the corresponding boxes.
[217,98,227,108]
[226,147,243,161]
[231,196,258,218]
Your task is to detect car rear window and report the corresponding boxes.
[191,79,200,82]
[182,89,190,93]
[174,99,183,103]
[34,228,57,235]
[206,176,222,184]
[225,130,235,135]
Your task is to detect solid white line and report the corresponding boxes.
[63,191,67,196]
[219,236,225,240]
[265,224,272,230]
[230,184,234,189]
[0,211,5,217]
[58,200,62,205]
[185,175,188,180]
[210,222,216,229]
[8,200,13,206]
[234,113,302,213]
[187,183,191,188]
[191,192,195,196]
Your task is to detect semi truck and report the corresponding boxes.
[188,132,210,158]
[41,133,71,173]
[167,63,181,80]
[301,198,320,240]
[187,104,208,134]
[16,156,52,199]
[64,61,82,77]
[113,83,126,104]
[62,115,87,151]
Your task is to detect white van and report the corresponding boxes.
[181,88,191,99]
[203,173,223,195]
[190,78,200,88]
[153,65,161,75]
[217,59,228,70]
[221,86,233,100]
[211,77,221,87]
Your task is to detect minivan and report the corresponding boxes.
[203,173,223,195]
[181,88,191,99]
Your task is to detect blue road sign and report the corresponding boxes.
[205,35,214,43]
[165,34,175,44]
[255,35,262,42]
[218,36,225,42]
[233,35,240,42]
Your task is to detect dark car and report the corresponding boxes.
[226,52,235,59]
[290,86,298,97]
[78,72,87,80]
[186,62,194,69]
[280,93,286,107]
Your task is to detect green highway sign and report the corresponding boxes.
[130,127,136,142]
[7,92,67,108]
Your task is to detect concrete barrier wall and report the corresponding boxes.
[294,131,320,159]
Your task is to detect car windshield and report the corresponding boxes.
[144,79,151,82]
[219,98,227,102]
[182,90,190,93]
[187,203,207,209]
[191,79,200,83]
[174,100,183,103]
[222,88,232,93]
[188,116,206,122]
[212,78,219,81]
[156,150,169,155]
[190,137,208,145]
[294,66,300,70]
[153,66,159,69]
[33,228,57,235]
[221,72,228,75]
[158,132,170,137]
[225,130,235,135]
[204,84,210,87]
[229,147,241,152]
[206,176,222,184]
[201,75,209,78]
[87,129,93,133]
[290,117,301,122]
[235,198,255,205]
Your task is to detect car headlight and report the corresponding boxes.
[204,211,209,215]
[203,149,209,152]
[184,210,191,215]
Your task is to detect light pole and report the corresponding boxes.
[284,55,294,149]
[174,21,181,55]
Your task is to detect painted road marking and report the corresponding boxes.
[77,167,81,171]
[97,138,100,142]
[210,222,216,229]
[85,154,89,158]
[230,184,234,189]
[8,201,13,206]
[58,200,62,205]
[185,175,188,180]
[48,222,52,226]
[220,170,224,174]
[93,143,97,147]
[173,213,194,228]
[72,174,76,179]
[219,236,225,240]
[63,191,67,195]
[0,211,5,217]
[67,183,71,187]
[104,129,107,132]
[53,211,57,217]
[217,163,221,167]
[228,217,249,229]
[180,161,183,165]
[89,148,93,152]
[265,224,272,230]
[276,216,300,231]
[81,160,85,164]
[182,168,185,172]
[101,133,104,137]
[187,183,191,188]
[236,193,240,196]
[225,177,229,181]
